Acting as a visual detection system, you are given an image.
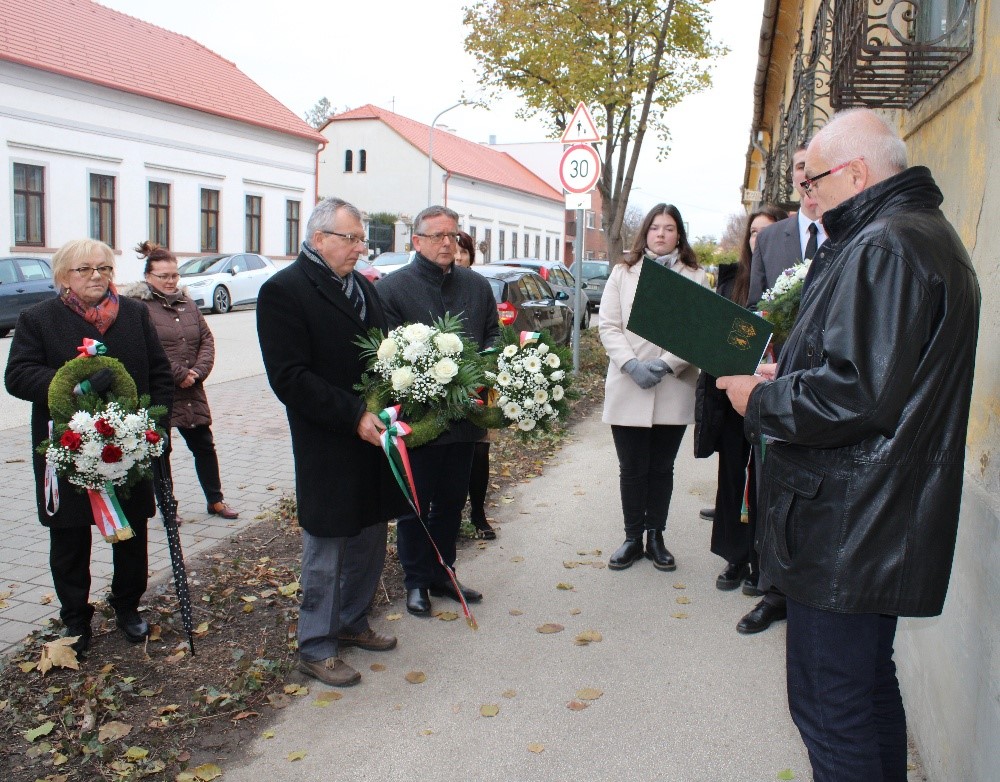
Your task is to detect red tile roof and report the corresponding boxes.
[0,0,323,143]
[325,105,562,203]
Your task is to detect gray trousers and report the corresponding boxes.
[298,523,388,662]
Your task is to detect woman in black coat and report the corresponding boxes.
[4,239,173,655]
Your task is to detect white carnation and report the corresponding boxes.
[551,370,565,381]
[376,338,398,361]
[433,332,464,355]
[429,358,459,384]
[552,385,565,401]
[391,367,416,391]
[537,343,549,355]
[69,412,95,433]
[402,323,432,343]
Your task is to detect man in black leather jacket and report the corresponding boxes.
[719,108,980,782]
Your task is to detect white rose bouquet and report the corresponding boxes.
[482,327,576,438]
[759,259,812,342]
[356,313,486,447]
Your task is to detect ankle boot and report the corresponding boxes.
[608,537,644,570]
[645,530,676,571]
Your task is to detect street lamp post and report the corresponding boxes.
[427,101,467,204]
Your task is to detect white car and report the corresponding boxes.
[369,250,415,278]
[178,253,277,314]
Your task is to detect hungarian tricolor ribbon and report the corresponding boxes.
[377,405,478,630]
[519,330,542,347]
[76,338,107,357]
[87,482,134,543]
[44,420,60,516]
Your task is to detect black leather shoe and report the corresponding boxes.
[608,538,644,570]
[471,516,497,540]
[115,610,150,644]
[716,562,750,591]
[742,572,764,597]
[65,623,92,655]
[645,531,676,571]
[429,580,483,604]
[737,598,788,635]
[699,507,715,520]
[406,588,431,616]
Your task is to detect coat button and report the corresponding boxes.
[807,346,815,356]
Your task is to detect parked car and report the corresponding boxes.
[493,258,591,328]
[355,259,382,283]
[472,265,573,345]
[569,259,611,311]
[370,250,414,277]
[0,256,57,337]
[178,253,276,314]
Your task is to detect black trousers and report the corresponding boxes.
[154,424,224,505]
[467,441,490,524]
[710,404,754,565]
[610,424,686,537]
[49,518,149,627]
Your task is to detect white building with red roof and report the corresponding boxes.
[1,0,324,281]
[318,105,565,263]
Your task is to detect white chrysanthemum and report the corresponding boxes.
[517,419,536,431]
[434,332,463,355]
[429,358,459,384]
[537,343,549,355]
[523,356,542,373]
[68,412,95,433]
[123,413,144,430]
[534,389,549,404]
[402,341,428,362]
[495,371,512,387]
[391,367,416,391]
[82,441,103,459]
[551,370,565,381]
[401,323,432,343]
[545,353,561,368]
[376,338,398,361]
[552,385,565,401]
[119,435,139,453]
[502,344,519,358]
[503,401,522,419]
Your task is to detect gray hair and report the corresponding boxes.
[413,205,459,236]
[813,108,907,182]
[51,239,115,287]
[306,197,362,237]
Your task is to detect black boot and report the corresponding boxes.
[608,538,644,570]
[645,530,676,571]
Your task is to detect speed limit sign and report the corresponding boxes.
[559,144,601,194]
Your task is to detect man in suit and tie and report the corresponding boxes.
[748,145,828,305]
[738,144,829,635]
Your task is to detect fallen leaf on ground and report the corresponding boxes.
[420,729,434,735]
[124,746,148,760]
[577,549,602,556]
[165,650,186,663]
[528,743,545,753]
[370,663,386,672]
[589,561,607,569]
[676,596,691,604]
[502,689,517,699]
[38,637,80,674]
[574,630,603,645]
[405,671,427,684]
[386,613,403,621]
[262,730,275,739]
[194,622,210,636]
[24,720,55,741]
[98,721,132,743]
[148,624,162,641]
[259,589,277,598]
[536,623,564,634]
[233,711,259,721]
[510,556,524,563]
[573,490,586,495]
[17,661,37,673]
[777,771,795,781]
[500,496,514,504]
[158,705,180,715]
[562,561,580,569]
[569,608,582,616]
[240,595,258,603]
[39,592,54,604]
[672,582,686,589]
[480,704,500,717]
[567,700,589,711]
[267,693,291,709]
[671,612,689,619]
[556,582,574,590]
[278,581,300,597]
[283,684,308,696]
[287,751,306,762]
[434,610,459,621]
[509,609,523,616]
[576,687,603,701]
[315,691,342,704]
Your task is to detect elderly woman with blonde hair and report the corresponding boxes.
[5,239,173,655]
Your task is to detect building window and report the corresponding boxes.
[535,235,541,258]
[498,229,505,260]
[358,150,367,173]
[344,150,353,172]
[511,232,518,258]
[483,228,492,262]
[201,189,220,252]
[524,234,530,256]
[13,163,45,247]
[148,182,170,247]
[88,174,116,247]
[469,225,476,240]
[245,195,262,253]
[586,211,596,229]
[286,200,301,255]
[545,237,551,261]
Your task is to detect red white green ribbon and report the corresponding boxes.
[377,405,478,630]
[519,331,542,347]
[44,420,60,516]
[76,338,107,357]
[87,483,134,543]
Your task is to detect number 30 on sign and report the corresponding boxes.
[559,144,601,194]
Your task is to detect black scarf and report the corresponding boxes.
[301,240,367,321]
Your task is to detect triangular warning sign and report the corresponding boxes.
[561,101,601,144]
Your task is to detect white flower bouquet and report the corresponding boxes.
[759,259,811,341]
[482,328,575,438]
[356,313,487,447]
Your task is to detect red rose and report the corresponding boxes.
[59,430,82,450]
[101,444,123,463]
[94,418,115,437]
[144,430,161,444]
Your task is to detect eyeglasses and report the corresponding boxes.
[415,232,460,244]
[321,230,368,245]
[801,157,863,194]
[70,265,114,277]
[148,272,180,281]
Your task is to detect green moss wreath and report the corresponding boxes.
[47,356,138,426]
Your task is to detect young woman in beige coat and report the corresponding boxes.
[599,204,708,571]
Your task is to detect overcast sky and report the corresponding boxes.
[101,0,764,240]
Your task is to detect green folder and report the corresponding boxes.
[626,260,773,377]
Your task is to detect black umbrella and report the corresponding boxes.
[153,455,196,655]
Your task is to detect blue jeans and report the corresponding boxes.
[395,442,475,590]
[786,598,907,781]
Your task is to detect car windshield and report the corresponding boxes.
[179,256,227,276]
[372,252,410,268]
[578,261,609,280]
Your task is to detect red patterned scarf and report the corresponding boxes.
[61,282,120,334]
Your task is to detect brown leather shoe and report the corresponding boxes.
[297,656,361,686]
[207,501,239,519]
[337,626,397,651]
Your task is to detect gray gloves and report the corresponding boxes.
[622,358,672,389]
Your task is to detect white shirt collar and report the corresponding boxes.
[797,210,828,257]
